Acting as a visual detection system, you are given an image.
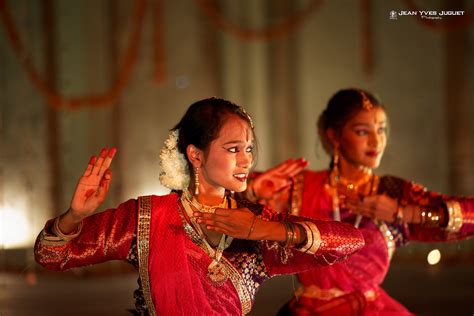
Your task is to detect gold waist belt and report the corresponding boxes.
[296,285,378,302]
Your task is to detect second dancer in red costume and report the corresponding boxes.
[246,89,474,315]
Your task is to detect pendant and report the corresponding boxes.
[207,261,228,285]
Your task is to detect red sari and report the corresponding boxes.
[35,192,364,315]
[275,170,474,315]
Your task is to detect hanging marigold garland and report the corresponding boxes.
[0,0,147,109]
[193,0,324,41]
[401,0,474,31]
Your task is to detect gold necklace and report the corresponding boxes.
[180,191,234,285]
[327,168,376,226]
[182,189,227,213]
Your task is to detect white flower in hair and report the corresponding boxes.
[159,130,190,190]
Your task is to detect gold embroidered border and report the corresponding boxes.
[176,201,252,315]
[296,285,379,302]
[137,196,156,316]
[221,256,253,315]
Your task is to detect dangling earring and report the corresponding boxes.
[332,147,340,179]
[194,167,200,196]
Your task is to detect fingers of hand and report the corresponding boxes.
[83,156,96,176]
[98,147,117,176]
[90,147,116,176]
[283,158,308,177]
[91,148,107,175]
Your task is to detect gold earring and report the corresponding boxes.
[333,148,339,166]
[332,148,340,178]
[194,167,200,196]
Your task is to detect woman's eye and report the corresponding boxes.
[378,127,387,134]
[227,147,238,153]
[355,130,368,136]
[245,146,254,153]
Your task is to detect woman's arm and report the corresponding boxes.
[349,176,474,242]
[193,205,364,276]
[34,199,138,271]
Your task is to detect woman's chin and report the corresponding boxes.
[230,184,247,193]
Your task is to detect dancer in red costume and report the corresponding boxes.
[35,97,364,315]
[246,89,474,315]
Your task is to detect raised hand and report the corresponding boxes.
[251,158,308,200]
[69,147,117,221]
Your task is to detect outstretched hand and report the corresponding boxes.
[194,208,260,240]
[69,147,117,221]
[345,194,398,222]
[251,158,308,200]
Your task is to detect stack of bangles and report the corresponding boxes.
[281,221,321,254]
[282,222,299,248]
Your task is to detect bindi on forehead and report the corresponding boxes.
[350,108,386,126]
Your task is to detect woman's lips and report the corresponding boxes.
[233,173,248,182]
[365,151,380,158]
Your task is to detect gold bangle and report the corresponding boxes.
[53,216,83,241]
[445,200,463,232]
[246,214,257,239]
[296,222,321,254]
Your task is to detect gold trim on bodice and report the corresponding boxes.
[177,201,253,315]
[137,196,156,316]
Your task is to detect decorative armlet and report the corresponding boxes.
[445,200,463,232]
[52,216,83,241]
[295,222,321,255]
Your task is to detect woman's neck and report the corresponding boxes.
[190,186,226,206]
[338,159,372,182]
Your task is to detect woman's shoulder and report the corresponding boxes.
[147,192,180,207]
[302,169,329,184]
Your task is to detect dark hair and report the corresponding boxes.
[317,88,386,154]
[173,97,256,168]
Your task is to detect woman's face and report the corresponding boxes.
[336,107,387,169]
[200,115,254,194]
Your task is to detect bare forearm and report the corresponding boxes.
[58,208,83,234]
[252,219,306,245]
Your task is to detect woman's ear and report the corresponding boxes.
[186,144,202,168]
[326,128,340,149]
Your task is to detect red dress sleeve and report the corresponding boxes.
[34,198,138,271]
[258,206,365,276]
[385,177,474,242]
